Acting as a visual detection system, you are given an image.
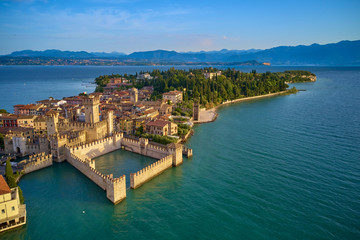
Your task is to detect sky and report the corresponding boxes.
[0,0,359,54]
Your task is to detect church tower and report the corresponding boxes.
[83,95,100,124]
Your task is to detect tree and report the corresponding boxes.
[5,158,25,203]
[5,159,16,188]
[0,109,8,113]
[0,133,4,149]
[18,187,25,204]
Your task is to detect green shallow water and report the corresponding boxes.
[1,67,360,239]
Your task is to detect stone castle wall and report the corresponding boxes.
[65,148,126,204]
[63,132,186,204]
[182,146,193,158]
[143,143,169,159]
[70,133,122,159]
[22,152,53,174]
[70,133,170,160]
[130,155,173,189]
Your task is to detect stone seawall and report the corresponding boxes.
[65,147,126,204]
[64,132,189,204]
[21,152,53,174]
[130,155,173,189]
[144,143,169,159]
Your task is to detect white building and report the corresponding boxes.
[162,90,183,104]
[204,71,222,79]
[137,73,153,80]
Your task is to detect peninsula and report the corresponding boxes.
[0,67,315,232]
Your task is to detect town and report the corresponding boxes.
[0,68,314,233]
[0,71,202,233]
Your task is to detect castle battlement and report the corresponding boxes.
[130,154,173,189]
[21,152,53,174]
[147,143,168,152]
[122,137,140,144]
[182,146,193,158]
[62,131,185,204]
[67,149,126,204]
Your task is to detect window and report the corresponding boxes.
[1,209,5,214]
[12,206,15,211]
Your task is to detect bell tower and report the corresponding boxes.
[83,95,100,124]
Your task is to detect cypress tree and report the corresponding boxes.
[5,158,16,188]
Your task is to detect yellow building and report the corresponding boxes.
[145,120,178,136]
[0,176,26,233]
[34,116,47,134]
[118,116,133,134]
[17,115,36,128]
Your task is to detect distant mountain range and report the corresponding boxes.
[2,40,360,65]
[8,49,127,58]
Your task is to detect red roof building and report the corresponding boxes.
[0,175,11,195]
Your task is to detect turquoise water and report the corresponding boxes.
[94,150,156,187]
[0,66,359,239]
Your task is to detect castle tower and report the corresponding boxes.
[46,111,59,136]
[130,88,138,103]
[107,110,114,136]
[139,137,149,155]
[167,143,183,166]
[193,100,200,121]
[83,95,100,124]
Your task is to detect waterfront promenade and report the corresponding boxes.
[194,91,287,124]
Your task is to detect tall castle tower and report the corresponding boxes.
[46,111,59,136]
[193,100,200,121]
[83,95,100,124]
[130,88,138,103]
[107,110,114,136]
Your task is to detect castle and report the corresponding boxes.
[3,95,191,205]
[3,95,114,160]
[47,95,114,162]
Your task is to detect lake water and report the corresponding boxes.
[0,66,359,239]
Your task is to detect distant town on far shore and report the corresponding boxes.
[1,40,359,66]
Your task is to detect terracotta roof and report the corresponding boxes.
[20,104,42,110]
[45,110,58,116]
[0,175,11,195]
[163,90,182,96]
[0,113,18,120]
[37,99,60,104]
[17,115,36,119]
[146,120,170,128]
[0,127,34,135]
[34,116,46,122]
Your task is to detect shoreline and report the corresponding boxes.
[192,90,288,124]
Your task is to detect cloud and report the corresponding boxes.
[4,5,193,36]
